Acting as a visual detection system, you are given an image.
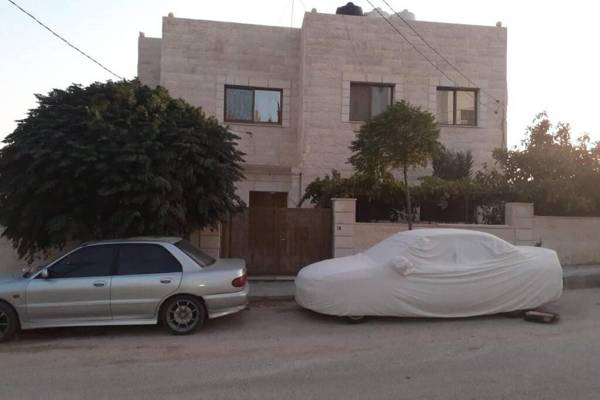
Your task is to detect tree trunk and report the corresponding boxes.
[403,165,413,230]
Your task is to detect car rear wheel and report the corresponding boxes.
[0,303,19,343]
[161,296,206,335]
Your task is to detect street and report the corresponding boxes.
[1,289,600,400]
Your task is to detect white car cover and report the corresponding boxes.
[295,229,563,318]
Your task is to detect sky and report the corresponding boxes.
[1,0,599,148]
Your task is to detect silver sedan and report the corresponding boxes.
[0,237,248,342]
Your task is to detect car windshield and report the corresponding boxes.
[175,240,216,267]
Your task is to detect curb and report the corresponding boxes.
[249,295,295,302]
[563,265,600,290]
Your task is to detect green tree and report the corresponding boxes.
[432,147,473,180]
[0,79,245,260]
[480,112,600,216]
[349,100,440,229]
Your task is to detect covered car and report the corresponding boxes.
[295,229,562,319]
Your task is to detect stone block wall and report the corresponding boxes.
[333,199,534,258]
[533,216,600,265]
[159,16,301,171]
[191,226,221,260]
[137,34,162,88]
[0,228,221,276]
[138,12,508,204]
[331,199,600,265]
[298,13,507,189]
[332,198,356,257]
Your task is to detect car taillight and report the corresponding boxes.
[232,274,247,288]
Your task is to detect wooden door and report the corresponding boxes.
[224,206,333,276]
[277,208,332,275]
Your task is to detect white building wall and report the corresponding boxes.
[137,11,507,205]
[298,13,507,190]
[137,34,161,88]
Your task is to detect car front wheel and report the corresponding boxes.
[161,295,206,335]
[0,303,19,342]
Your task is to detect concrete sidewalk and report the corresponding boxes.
[563,264,600,289]
[249,265,600,301]
[249,279,295,301]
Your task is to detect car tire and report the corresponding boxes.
[345,315,366,324]
[161,295,206,335]
[0,302,19,343]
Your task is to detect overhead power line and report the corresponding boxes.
[364,0,500,115]
[379,0,502,106]
[368,0,506,144]
[297,0,308,12]
[6,0,124,80]
[363,0,457,87]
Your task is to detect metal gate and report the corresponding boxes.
[222,207,332,276]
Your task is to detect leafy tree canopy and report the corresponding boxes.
[304,112,600,224]
[483,112,600,216]
[349,100,440,180]
[0,79,244,260]
[432,147,473,180]
[349,100,440,228]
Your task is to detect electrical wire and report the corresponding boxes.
[297,0,308,12]
[6,0,124,80]
[364,0,456,86]
[379,0,503,107]
[364,0,500,115]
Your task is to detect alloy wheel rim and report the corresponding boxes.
[0,311,8,337]
[167,300,199,332]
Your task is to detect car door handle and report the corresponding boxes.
[93,281,106,287]
[160,278,172,284]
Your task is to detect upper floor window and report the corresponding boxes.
[349,83,393,121]
[437,87,478,126]
[225,85,282,124]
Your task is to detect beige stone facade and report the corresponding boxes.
[138,11,507,206]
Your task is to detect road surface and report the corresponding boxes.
[1,289,600,399]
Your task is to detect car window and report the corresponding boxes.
[117,244,182,275]
[47,245,116,278]
[174,240,215,267]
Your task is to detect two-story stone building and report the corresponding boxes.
[138,5,507,209]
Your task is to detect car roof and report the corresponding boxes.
[81,237,182,246]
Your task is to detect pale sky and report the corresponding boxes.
[1,0,598,148]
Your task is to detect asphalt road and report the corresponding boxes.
[1,289,600,400]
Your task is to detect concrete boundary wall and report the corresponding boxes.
[533,216,600,265]
[332,199,600,266]
[0,228,221,277]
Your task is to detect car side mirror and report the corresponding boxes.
[39,269,49,279]
[385,256,415,276]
